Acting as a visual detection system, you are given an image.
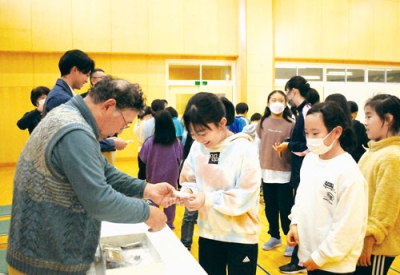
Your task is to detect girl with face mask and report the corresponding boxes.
[276,76,320,274]
[255,90,295,257]
[355,94,400,275]
[287,101,368,274]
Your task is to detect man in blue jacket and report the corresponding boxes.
[43,49,95,116]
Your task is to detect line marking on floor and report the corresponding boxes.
[257,263,271,275]
[391,267,400,274]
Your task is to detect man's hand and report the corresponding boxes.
[145,205,167,232]
[357,235,375,266]
[143,182,176,207]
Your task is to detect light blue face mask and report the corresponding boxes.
[306,129,336,155]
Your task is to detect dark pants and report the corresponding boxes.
[181,207,198,250]
[138,155,146,180]
[262,182,293,238]
[308,270,354,275]
[199,237,258,275]
[354,255,395,275]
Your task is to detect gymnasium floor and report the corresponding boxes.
[1,159,399,275]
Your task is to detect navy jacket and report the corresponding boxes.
[43,78,73,117]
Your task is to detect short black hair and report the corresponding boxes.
[151,99,165,113]
[250,113,261,121]
[58,49,95,76]
[30,86,50,106]
[348,100,359,113]
[166,106,178,118]
[235,102,248,114]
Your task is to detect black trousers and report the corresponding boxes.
[137,155,146,180]
[354,255,395,275]
[262,182,293,238]
[198,237,258,275]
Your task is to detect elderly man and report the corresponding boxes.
[7,76,175,275]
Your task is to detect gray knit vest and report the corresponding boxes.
[7,103,101,275]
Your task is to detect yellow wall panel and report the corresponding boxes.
[183,0,218,55]
[0,52,34,87]
[245,0,274,114]
[321,0,348,59]
[0,52,33,74]
[274,0,295,58]
[147,85,167,101]
[148,0,184,54]
[0,0,32,51]
[71,0,111,52]
[86,54,112,73]
[111,0,149,53]
[293,0,322,58]
[348,0,374,60]
[217,0,239,55]
[373,0,399,61]
[32,53,60,74]
[0,86,33,164]
[111,55,148,76]
[31,0,72,51]
[147,58,166,86]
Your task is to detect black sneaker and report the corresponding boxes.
[279,263,307,274]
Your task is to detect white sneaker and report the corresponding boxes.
[262,237,282,250]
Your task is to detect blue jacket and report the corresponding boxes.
[228,116,250,133]
[43,78,73,116]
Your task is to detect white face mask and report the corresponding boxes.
[306,130,336,155]
[269,102,285,114]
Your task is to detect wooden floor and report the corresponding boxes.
[1,159,399,275]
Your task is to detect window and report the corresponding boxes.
[368,69,385,83]
[298,68,323,82]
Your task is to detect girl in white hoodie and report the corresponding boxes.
[288,101,368,274]
[179,92,261,275]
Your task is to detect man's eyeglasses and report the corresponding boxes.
[119,110,129,130]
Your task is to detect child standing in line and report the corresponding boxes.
[139,109,183,229]
[228,102,250,133]
[178,92,261,275]
[287,101,368,274]
[17,86,50,134]
[256,90,295,257]
[355,94,400,275]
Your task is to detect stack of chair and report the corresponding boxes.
[0,204,11,275]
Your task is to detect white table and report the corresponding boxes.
[87,222,207,275]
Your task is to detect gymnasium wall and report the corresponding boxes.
[1,0,400,164]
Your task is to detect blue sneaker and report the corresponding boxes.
[262,237,282,250]
[284,244,294,257]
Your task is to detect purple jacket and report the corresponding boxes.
[139,136,183,186]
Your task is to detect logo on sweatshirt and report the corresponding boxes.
[323,181,335,204]
[208,152,220,164]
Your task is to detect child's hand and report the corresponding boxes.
[303,258,320,271]
[273,142,288,153]
[287,224,299,246]
[184,192,205,211]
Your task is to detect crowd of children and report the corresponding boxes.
[15,64,400,275]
